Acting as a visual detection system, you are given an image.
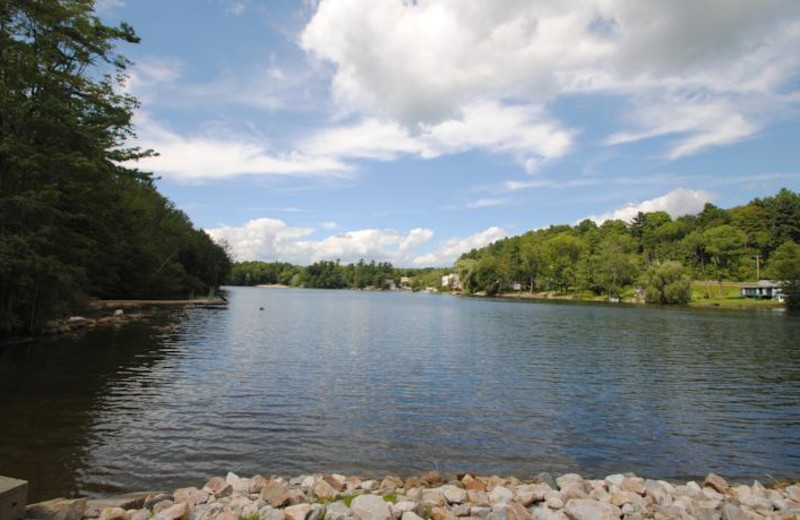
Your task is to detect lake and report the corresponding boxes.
[1,287,799,501]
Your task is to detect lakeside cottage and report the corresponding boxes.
[740,280,784,301]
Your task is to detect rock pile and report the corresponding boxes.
[24,472,800,520]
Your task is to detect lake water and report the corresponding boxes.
[1,287,800,501]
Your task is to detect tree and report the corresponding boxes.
[1,1,230,336]
[703,225,747,294]
[542,233,584,292]
[594,235,639,298]
[640,261,692,304]
[766,240,800,309]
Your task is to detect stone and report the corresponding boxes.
[98,508,129,520]
[544,492,564,510]
[466,481,487,492]
[704,475,729,494]
[129,510,149,520]
[739,495,773,512]
[605,476,625,489]
[301,477,316,492]
[471,507,491,519]
[610,492,644,508]
[556,476,585,492]
[443,486,468,505]
[453,505,472,517]
[326,502,352,520]
[261,508,286,520]
[421,473,446,487]
[489,487,513,506]
[261,481,291,508]
[620,479,644,496]
[785,486,800,503]
[351,495,392,520]
[85,494,155,518]
[401,513,424,520]
[510,502,533,520]
[313,480,339,501]
[422,491,447,508]
[308,504,326,520]
[155,503,188,520]
[562,499,621,520]
[152,501,174,515]
[535,475,558,492]
[173,488,209,507]
[203,478,227,495]
[391,503,417,515]
[25,498,87,520]
[285,504,312,520]
[0,477,27,520]
[432,507,458,520]
[721,504,748,520]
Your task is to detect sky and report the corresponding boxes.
[98,0,800,267]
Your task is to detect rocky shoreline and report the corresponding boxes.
[23,472,800,520]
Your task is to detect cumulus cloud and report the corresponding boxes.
[584,188,715,224]
[413,226,508,266]
[206,219,504,267]
[302,100,572,169]
[301,0,800,159]
[132,114,349,181]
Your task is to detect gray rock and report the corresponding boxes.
[400,513,424,520]
[351,495,392,520]
[128,510,149,520]
[26,498,88,520]
[173,488,209,507]
[468,491,491,507]
[145,495,173,510]
[489,487,513,506]
[471,507,492,519]
[325,502,352,520]
[535,474,558,492]
[261,507,286,520]
[442,486,468,505]
[152,501,175,515]
[563,499,621,520]
[308,504,326,520]
[452,504,472,517]
[556,476,585,493]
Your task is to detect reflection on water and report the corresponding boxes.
[1,287,799,500]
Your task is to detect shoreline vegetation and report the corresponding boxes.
[228,188,800,311]
[19,471,800,520]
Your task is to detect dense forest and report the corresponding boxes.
[453,189,800,306]
[0,1,231,337]
[229,260,447,291]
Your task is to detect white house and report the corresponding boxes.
[441,273,462,290]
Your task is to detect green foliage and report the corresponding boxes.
[0,1,230,336]
[641,261,692,304]
[766,240,800,309]
[451,188,800,304]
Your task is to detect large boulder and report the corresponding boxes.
[442,486,468,505]
[351,495,392,520]
[261,481,291,508]
[312,479,339,501]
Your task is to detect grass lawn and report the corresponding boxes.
[689,280,785,308]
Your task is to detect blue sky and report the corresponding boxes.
[99,0,800,266]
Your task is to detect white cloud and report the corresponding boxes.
[413,226,508,266]
[228,2,246,15]
[302,100,572,168]
[95,0,124,11]
[301,0,800,159]
[320,221,339,230]
[207,219,505,267]
[584,188,715,224]
[132,113,349,181]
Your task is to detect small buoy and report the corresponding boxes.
[259,307,264,311]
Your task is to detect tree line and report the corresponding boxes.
[1,1,231,337]
[453,189,800,306]
[229,259,447,291]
